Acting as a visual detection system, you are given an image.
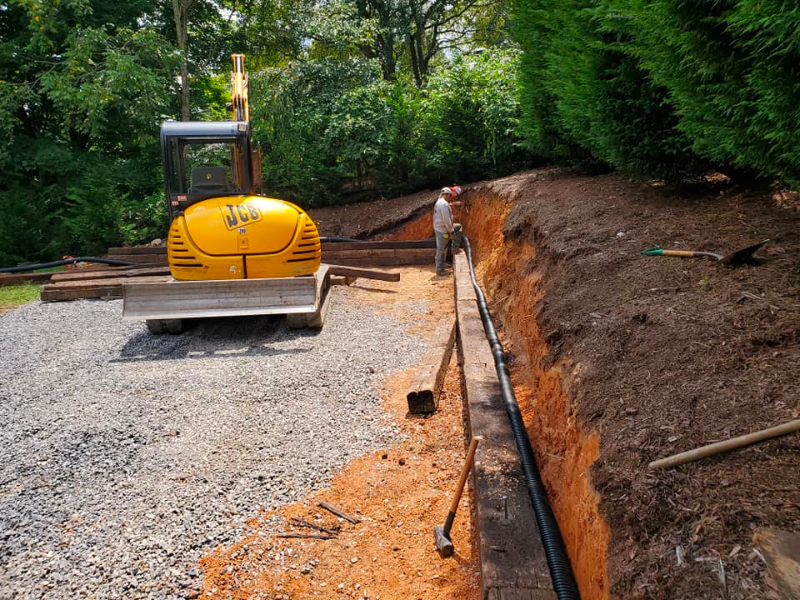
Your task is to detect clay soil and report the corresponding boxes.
[199,269,481,600]
[314,169,800,599]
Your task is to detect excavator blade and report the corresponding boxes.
[122,267,328,321]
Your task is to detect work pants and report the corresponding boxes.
[435,231,449,273]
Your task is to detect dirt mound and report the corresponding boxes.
[383,168,800,599]
[309,188,441,240]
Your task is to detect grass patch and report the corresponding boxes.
[0,284,40,310]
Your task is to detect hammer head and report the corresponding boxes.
[434,525,454,557]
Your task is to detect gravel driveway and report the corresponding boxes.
[0,291,424,599]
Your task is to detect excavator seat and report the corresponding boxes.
[189,166,229,194]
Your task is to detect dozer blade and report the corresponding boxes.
[122,273,322,321]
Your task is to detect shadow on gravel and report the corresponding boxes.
[113,315,317,362]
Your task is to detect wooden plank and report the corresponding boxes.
[122,276,318,320]
[0,272,54,287]
[322,248,397,260]
[453,253,555,597]
[322,256,429,268]
[41,286,125,302]
[40,275,172,302]
[406,316,457,413]
[323,248,435,259]
[320,240,435,251]
[108,246,167,256]
[50,266,170,283]
[108,254,168,264]
[42,275,171,290]
[324,264,400,282]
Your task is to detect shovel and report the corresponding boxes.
[641,239,769,266]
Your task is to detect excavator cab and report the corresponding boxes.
[161,121,260,221]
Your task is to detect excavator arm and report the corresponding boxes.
[231,53,249,123]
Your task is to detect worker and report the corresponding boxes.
[433,186,462,275]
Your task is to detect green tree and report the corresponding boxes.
[628,0,800,184]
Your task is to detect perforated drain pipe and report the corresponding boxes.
[462,236,581,600]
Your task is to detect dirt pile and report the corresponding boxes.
[389,168,800,599]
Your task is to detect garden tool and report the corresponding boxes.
[641,239,769,266]
[434,436,480,557]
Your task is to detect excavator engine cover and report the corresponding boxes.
[168,196,321,280]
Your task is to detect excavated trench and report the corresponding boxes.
[389,188,610,600]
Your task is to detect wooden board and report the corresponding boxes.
[0,272,54,287]
[122,275,320,320]
[406,316,457,413]
[40,275,172,302]
[107,254,168,264]
[453,253,556,598]
[50,266,170,283]
[325,264,400,282]
[108,246,167,255]
[320,240,434,251]
[321,256,430,268]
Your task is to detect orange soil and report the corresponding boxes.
[389,196,611,599]
[199,268,480,600]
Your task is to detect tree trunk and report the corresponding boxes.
[173,0,191,121]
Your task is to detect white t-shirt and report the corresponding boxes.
[433,197,454,233]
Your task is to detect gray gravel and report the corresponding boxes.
[0,291,424,599]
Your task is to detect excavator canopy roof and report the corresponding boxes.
[160,121,249,138]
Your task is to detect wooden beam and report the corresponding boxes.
[324,264,400,282]
[108,246,167,255]
[406,316,457,413]
[0,272,54,287]
[50,266,170,283]
[320,240,434,251]
[453,253,555,598]
[107,254,168,264]
[322,256,430,268]
[41,275,172,302]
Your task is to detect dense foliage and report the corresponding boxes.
[5,0,800,264]
[0,0,524,264]
[513,0,800,184]
[253,49,526,206]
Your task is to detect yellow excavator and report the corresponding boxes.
[122,54,330,334]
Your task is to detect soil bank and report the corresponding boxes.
[378,168,800,599]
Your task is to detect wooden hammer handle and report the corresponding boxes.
[449,437,481,515]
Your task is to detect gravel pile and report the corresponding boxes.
[0,291,424,599]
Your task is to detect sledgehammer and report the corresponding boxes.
[434,436,481,557]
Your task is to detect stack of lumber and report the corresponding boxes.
[40,266,171,302]
[107,246,168,265]
[321,240,434,267]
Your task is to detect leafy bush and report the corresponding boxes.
[415,49,529,182]
[252,48,528,206]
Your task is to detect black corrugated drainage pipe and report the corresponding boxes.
[0,257,138,274]
[462,235,581,600]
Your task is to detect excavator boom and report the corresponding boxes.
[231,53,249,122]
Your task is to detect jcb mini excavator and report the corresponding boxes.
[122,54,330,334]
